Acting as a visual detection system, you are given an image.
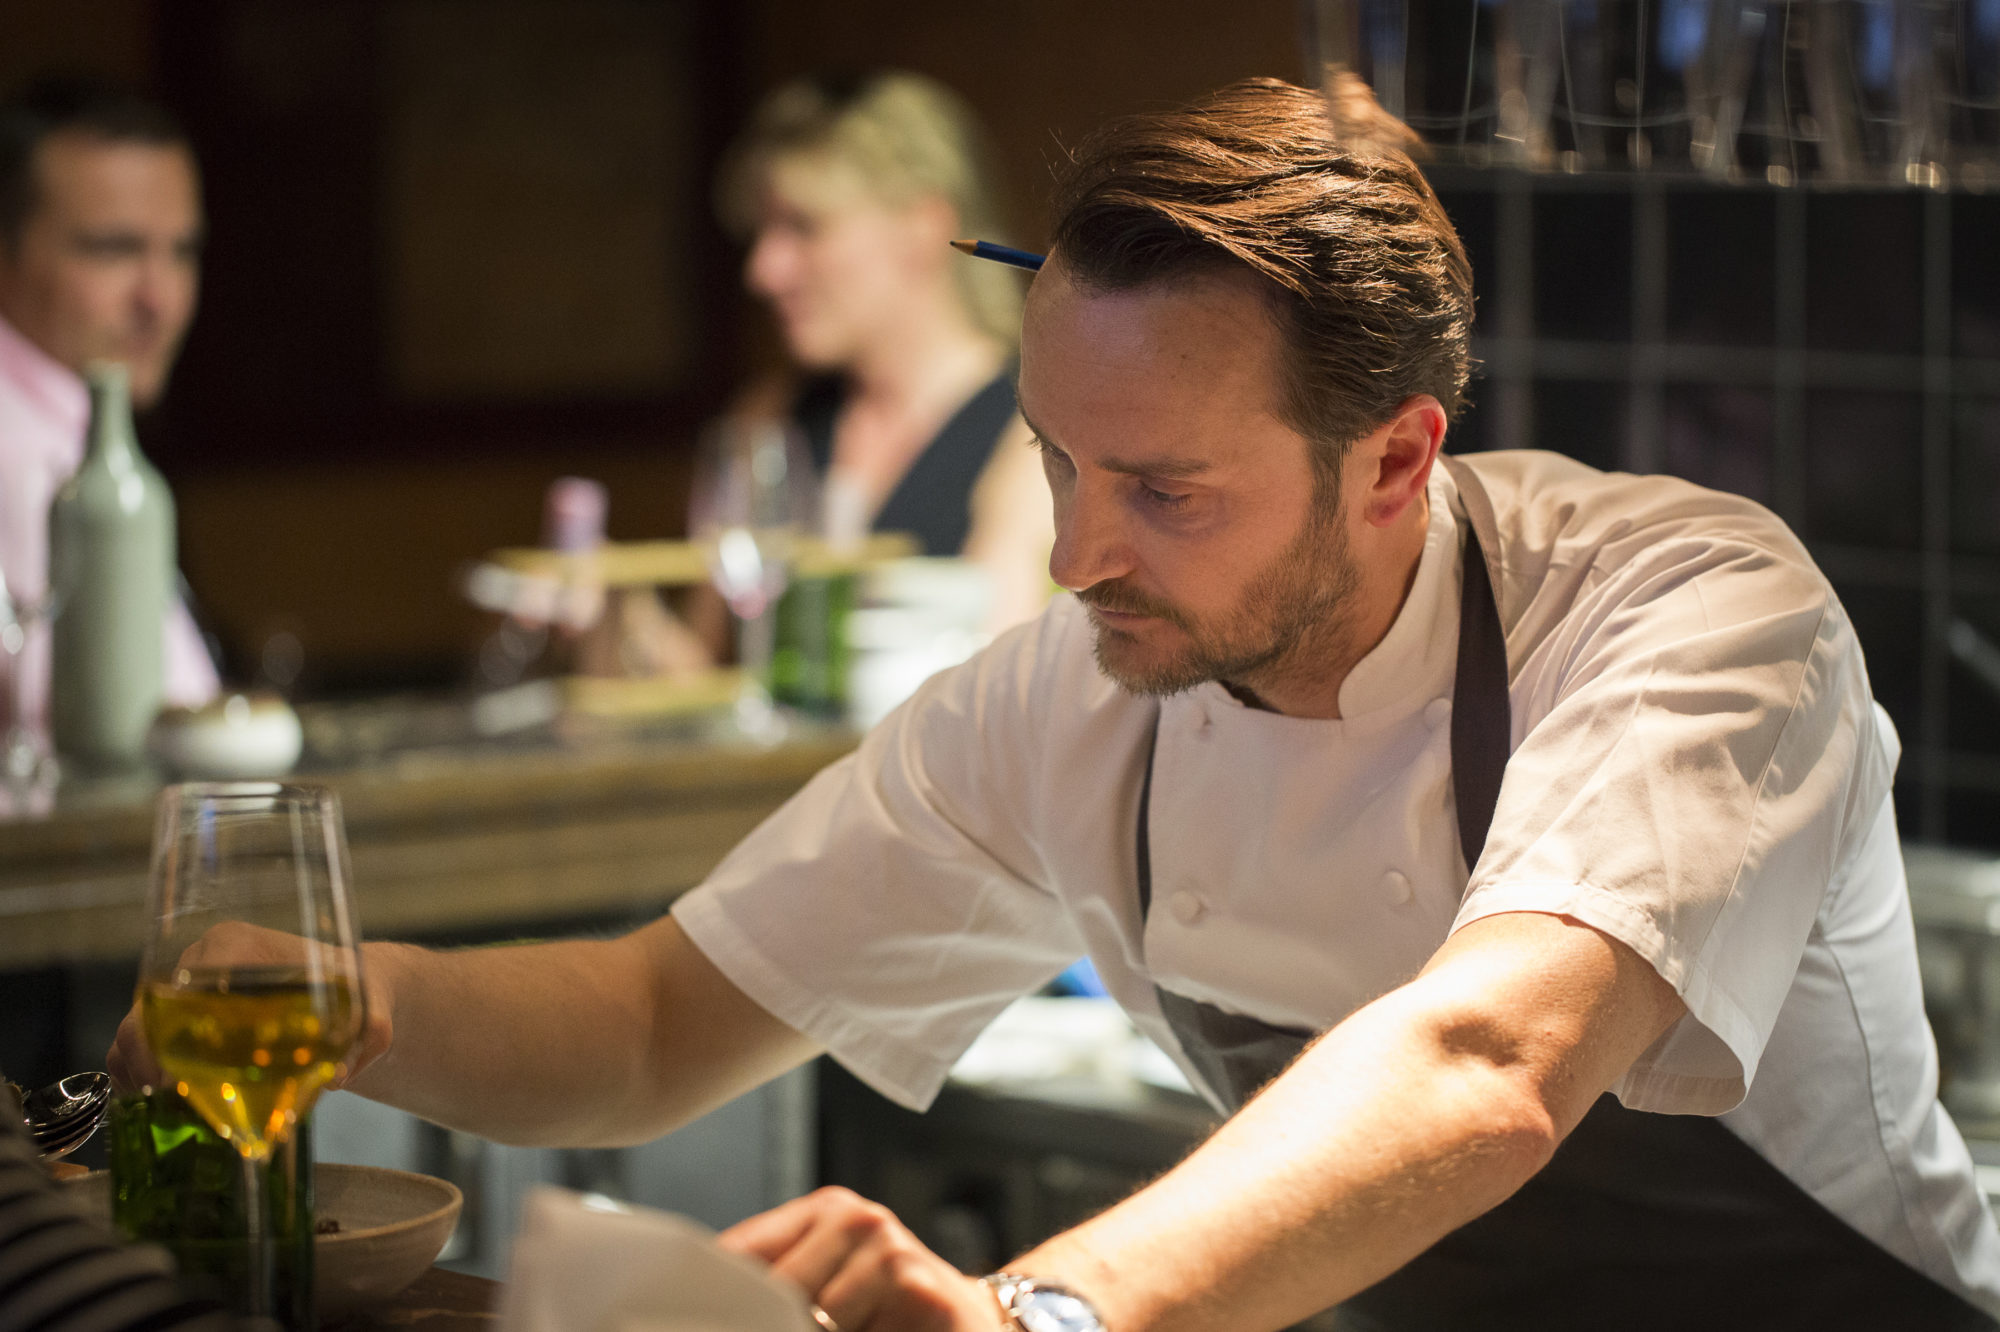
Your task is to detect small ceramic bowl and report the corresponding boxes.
[148,692,304,779]
[65,1163,462,1319]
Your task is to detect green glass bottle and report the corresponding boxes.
[108,1089,316,1329]
[49,361,176,768]
[770,573,854,718]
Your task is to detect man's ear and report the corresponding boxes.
[1358,395,1446,528]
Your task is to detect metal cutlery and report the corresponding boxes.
[8,1071,113,1161]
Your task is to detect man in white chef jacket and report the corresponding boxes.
[113,77,2000,1330]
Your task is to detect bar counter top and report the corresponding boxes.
[0,710,858,971]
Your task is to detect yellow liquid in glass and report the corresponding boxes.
[141,968,359,1160]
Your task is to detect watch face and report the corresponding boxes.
[1014,1288,1101,1332]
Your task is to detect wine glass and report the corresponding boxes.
[0,562,62,812]
[137,782,366,1321]
[688,420,819,740]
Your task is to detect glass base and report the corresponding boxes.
[0,737,58,816]
[731,685,788,746]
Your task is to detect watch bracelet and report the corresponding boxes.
[981,1271,1107,1332]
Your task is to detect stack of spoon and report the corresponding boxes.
[8,1071,113,1160]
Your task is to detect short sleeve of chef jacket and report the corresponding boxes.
[1448,454,1897,1117]
[671,606,1110,1110]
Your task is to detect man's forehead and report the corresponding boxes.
[30,132,201,228]
[1024,258,1279,347]
[1018,260,1292,447]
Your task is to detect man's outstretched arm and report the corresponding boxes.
[722,910,1686,1332]
[110,916,821,1149]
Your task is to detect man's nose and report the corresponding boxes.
[744,232,793,298]
[132,252,178,327]
[1048,483,1132,594]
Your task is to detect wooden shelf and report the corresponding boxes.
[485,533,920,589]
[0,727,857,970]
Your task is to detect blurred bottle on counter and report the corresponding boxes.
[548,477,710,681]
[109,1088,315,1327]
[769,475,865,718]
[471,477,709,690]
[538,475,611,673]
[48,362,174,768]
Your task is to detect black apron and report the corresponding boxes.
[1134,524,1995,1331]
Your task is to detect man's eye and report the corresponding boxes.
[77,236,144,259]
[1032,436,1073,472]
[1143,485,1190,509]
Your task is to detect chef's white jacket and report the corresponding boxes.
[675,449,2000,1312]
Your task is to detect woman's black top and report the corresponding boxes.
[791,368,1018,557]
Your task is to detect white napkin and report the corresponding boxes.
[497,1187,819,1332]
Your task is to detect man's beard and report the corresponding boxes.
[1079,487,1359,698]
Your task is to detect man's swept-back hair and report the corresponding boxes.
[0,77,190,249]
[1050,75,1473,465]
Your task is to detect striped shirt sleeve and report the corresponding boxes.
[0,1105,234,1332]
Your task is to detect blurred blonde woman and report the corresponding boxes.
[716,70,1052,631]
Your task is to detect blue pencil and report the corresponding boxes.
[951,238,1045,272]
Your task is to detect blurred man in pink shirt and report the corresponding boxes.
[0,79,219,753]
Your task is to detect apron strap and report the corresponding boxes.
[1136,718,1158,922]
[1139,522,1506,931]
[1451,522,1508,872]
[1136,522,1507,1109]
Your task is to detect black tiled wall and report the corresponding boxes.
[1434,170,2000,849]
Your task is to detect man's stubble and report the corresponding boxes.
[1080,476,1360,701]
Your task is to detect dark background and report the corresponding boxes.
[7,0,1311,689]
[6,0,1999,846]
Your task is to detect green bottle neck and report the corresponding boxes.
[82,365,146,474]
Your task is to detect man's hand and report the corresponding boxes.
[106,921,395,1094]
[719,1188,1002,1332]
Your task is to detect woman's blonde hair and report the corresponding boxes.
[716,71,1022,349]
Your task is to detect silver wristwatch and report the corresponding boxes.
[982,1273,1106,1332]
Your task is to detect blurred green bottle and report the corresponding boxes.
[769,573,854,718]
[108,1089,315,1329]
[49,362,176,767]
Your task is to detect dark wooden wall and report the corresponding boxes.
[2,0,1303,690]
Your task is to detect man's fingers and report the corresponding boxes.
[824,1247,989,1332]
[718,1191,825,1263]
[331,987,393,1090]
[108,923,383,1095]
[105,1036,133,1094]
[105,1009,161,1094]
[722,1189,991,1332]
[763,1198,897,1304]
[812,1226,902,1332]
[720,1189,909,1306]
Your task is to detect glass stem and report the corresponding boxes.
[239,1149,273,1321]
[737,603,777,695]
[2,648,32,785]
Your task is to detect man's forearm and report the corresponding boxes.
[1012,913,1685,1332]
[345,934,665,1145]
[345,918,819,1148]
[1016,987,1559,1332]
